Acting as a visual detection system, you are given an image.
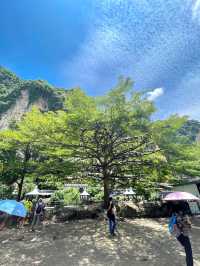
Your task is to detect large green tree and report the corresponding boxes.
[1,78,200,205]
[0,107,75,200]
[51,78,164,205]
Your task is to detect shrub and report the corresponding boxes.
[88,186,103,201]
[64,188,80,205]
[50,188,80,206]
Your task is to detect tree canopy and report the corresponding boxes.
[0,77,200,204]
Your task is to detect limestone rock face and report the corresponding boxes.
[0,66,66,129]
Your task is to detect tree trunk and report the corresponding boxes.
[17,175,25,201]
[103,176,110,208]
[17,144,30,201]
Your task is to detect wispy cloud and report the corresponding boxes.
[60,0,200,121]
[147,88,164,101]
[61,25,125,91]
[192,0,200,22]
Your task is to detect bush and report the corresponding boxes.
[64,188,80,205]
[0,184,14,199]
[88,186,103,201]
[51,190,65,201]
[50,188,80,206]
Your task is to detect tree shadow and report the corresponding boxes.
[0,218,199,266]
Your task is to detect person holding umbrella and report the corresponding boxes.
[169,204,193,266]
[164,191,198,266]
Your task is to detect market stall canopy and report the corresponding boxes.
[163,191,200,202]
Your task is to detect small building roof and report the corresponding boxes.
[123,188,135,195]
[26,186,54,196]
[80,190,90,196]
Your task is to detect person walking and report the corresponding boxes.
[107,197,116,236]
[31,198,45,231]
[169,206,193,266]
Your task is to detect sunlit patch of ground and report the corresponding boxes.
[0,218,199,266]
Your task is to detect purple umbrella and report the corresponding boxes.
[163,191,200,202]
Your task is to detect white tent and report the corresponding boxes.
[26,186,54,196]
[26,186,41,196]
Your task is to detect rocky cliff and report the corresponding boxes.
[0,66,66,129]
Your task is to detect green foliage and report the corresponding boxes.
[63,188,80,205]
[152,115,200,181]
[0,71,200,202]
[0,183,14,198]
[51,190,65,202]
[88,186,103,201]
[179,119,200,143]
[0,66,66,116]
[50,188,80,205]
[25,80,65,110]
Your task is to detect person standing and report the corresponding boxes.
[169,207,193,266]
[107,197,116,236]
[31,198,45,231]
[23,199,33,224]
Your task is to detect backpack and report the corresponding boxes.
[36,203,43,214]
[168,214,177,234]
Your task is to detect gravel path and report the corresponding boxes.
[0,218,199,266]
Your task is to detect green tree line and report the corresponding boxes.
[0,78,200,205]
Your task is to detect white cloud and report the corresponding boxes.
[147,88,164,101]
[192,0,200,22]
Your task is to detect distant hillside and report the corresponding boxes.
[179,119,200,143]
[0,66,67,129]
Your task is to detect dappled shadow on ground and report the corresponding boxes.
[0,218,200,266]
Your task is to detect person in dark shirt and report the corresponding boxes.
[175,211,193,266]
[107,197,116,236]
[31,198,45,231]
[169,203,193,266]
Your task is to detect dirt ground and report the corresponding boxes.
[0,217,200,266]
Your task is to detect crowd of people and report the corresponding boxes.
[0,197,45,231]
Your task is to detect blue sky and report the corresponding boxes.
[1,0,200,119]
